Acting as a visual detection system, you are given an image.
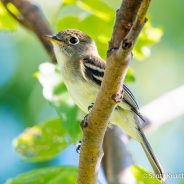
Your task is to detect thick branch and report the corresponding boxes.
[1,0,56,62]
[77,0,151,184]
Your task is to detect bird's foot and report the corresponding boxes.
[76,140,82,154]
[88,103,94,112]
[80,114,89,128]
[80,103,94,129]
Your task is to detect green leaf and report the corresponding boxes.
[37,63,82,143]
[6,166,77,184]
[62,0,114,21]
[56,16,81,32]
[77,0,114,21]
[63,0,77,5]
[131,165,164,184]
[134,21,163,60]
[14,118,71,162]
[0,2,18,30]
[54,101,81,142]
[125,67,135,83]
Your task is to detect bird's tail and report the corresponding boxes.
[139,126,165,181]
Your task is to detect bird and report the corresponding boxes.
[46,29,164,180]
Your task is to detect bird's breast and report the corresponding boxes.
[63,76,99,113]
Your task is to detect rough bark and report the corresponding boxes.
[77,0,151,183]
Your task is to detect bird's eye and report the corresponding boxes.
[69,36,79,44]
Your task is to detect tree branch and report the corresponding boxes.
[77,0,151,183]
[103,126,136,184]
[1,0,56,63]
[108,0,142,50]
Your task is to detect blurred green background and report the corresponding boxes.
[0,0,184,183]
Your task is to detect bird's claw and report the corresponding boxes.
[76,140,82,154]
[88,103,94,112]
[80,114,89,128]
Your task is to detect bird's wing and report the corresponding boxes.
[81,56,105,86]
[81,56,144,120]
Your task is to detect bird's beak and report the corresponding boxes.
[45,34,62,44]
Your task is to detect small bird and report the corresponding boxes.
[46,29,164,180]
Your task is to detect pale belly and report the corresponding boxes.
[64,78,141,142]
[65,79,99,113]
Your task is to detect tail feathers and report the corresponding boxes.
[140,130,165,181]
[141,142,165,181]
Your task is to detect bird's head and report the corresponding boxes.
[46,29,98,63]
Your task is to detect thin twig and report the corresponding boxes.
[108,0,142,50]
[2,0,30,28]
[1,0,56,63]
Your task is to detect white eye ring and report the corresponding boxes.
[69,36,79,45]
